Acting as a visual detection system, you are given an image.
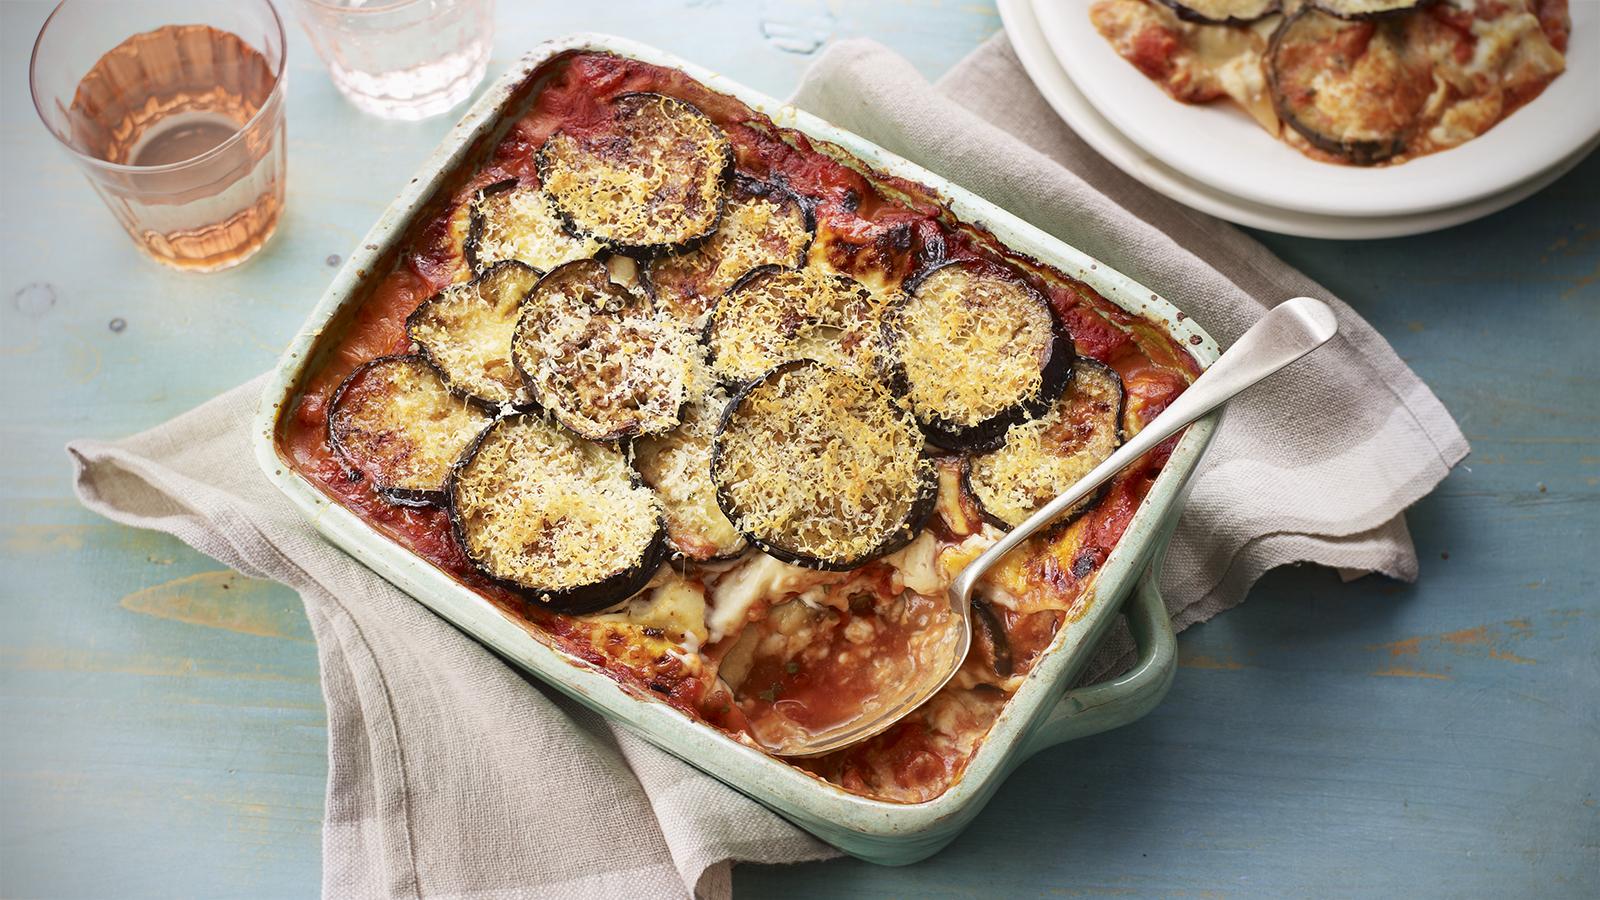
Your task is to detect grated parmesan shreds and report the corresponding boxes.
[539,93,731,249]
[469,183,602,274]
[707,266,884,383]
[714,362,930,564]
[891,263,1055,428]
[453,415,662,592]
[330,356,490,495]
[634,394,747,560]
[968,360,1124,528]
[647,183,811,325]
[512,259,706,440]
[408,262,543,407]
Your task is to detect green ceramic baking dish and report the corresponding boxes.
[252,33,1221,865]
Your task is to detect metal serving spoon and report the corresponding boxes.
[756,296,1339,757]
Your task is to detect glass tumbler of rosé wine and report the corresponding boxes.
[294,0,494,121]
[29,0,288,273]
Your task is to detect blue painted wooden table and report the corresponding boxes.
[2,1,1595,896]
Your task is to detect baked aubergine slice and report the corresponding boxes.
[511,258,703,441]
[327,354,492,506]
[464,178,602,276]
[883,258,1074,452]
[711,360,935,570]
[1156,0,1280,25]
[963,358,1126,530]
[633,396,748,562]
[447,413,668,613]
[537,92,734,257]
[704,265,881,384]
[1311,0,1425,18]
[1267,8,1432,165]
[406,260,544,408]
[646,174,814,325]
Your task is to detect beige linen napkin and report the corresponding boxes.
[68,35,1467,899]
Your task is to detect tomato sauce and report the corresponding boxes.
[279,51,1199,803]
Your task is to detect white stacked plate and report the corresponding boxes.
[998,0,1600,239]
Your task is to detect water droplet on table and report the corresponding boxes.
[13,283,57,316]
[326,254,342,267]
[759,0,835,55]
[109,317,127,333]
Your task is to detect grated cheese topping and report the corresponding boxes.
[329,356,491,495]
[713,361,931,565]
[468,182,602,274]
[633,395,747,560]
[512,259,706,440]
[968,360,1124,528]
[452,414,662,592]
[539,93,731,250]
[408,262,543,407]
[707,266,883,383]
[647,180,811,325]
[890,262,1056,429]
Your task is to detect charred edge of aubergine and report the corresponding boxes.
[326,354,479,508]
[700,264,882,388]
[510,259,692,442]
[699,263,792,384]
[1156,0,1282,26]
[462,177,519,276]
[886,258,1076,453]
[1312,0,1431,20]
[534,92,735,261]
[641,173,817,309]
[445,415,670,615]
[727,172,819,260]
[1266,9,1410,165]
[958,358,1127,534]
[405,259,543,411]
[971,595,1014,678]
[698,262,760,361]
[709,360,938,572]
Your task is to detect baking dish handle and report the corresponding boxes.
[1020,562,1176,759]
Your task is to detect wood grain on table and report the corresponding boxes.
[1,0,1595,896]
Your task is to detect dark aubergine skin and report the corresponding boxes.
[959,358,1127,533]
[701,264,878,387]
[405,259,543,410]
[698,263,786,376]
[510,258,691,442]
[642,173,816,312]
[884,257,1076,453]
[327,354,465,508]
[462,178,522,276]
[708,359,938,572]
[1266,9,1410,166]
[970,596,1014,678]
[534,92,735,261]
[728,172,819,246]
[1156,0,1281,26]
[445,414,670,615]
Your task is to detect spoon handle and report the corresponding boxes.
[951,296,1338,600]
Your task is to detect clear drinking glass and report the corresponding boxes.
[295,0,495,121]
[29,0,288,273]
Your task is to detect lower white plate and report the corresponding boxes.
[998,0,1597,240]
